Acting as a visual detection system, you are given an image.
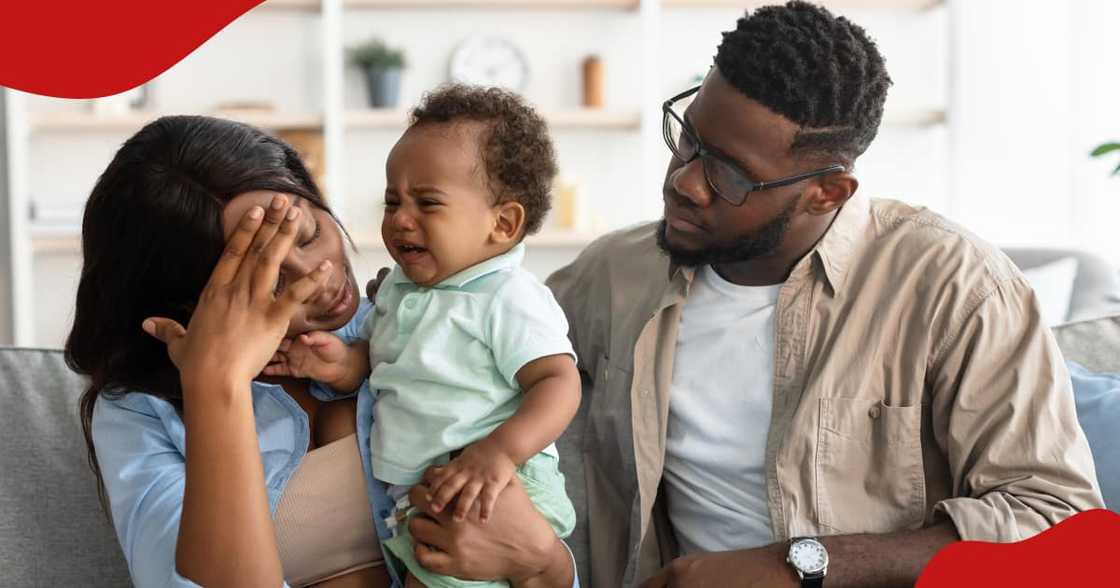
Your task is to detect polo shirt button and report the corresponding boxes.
[404,298,417,309]
[868,404,881,419]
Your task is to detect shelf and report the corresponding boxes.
[346,108,641,130]
[27,110,324,134]
[882,106,946,127]
[31,228,599,254]
[26,107,935,134]
[345,0,637,8]
[264,0,939,9]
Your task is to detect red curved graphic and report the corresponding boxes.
[917,509,1120,586]
[0,0,264,98]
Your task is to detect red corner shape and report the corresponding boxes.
[0,0,264,98]
[918,509,1120,586]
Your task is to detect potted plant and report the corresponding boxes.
[350,38,406,108]
[1091,142,1120,175]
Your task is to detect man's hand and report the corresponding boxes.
[427,438,517,523]
[407,468,573,587]
[639,545,798,588]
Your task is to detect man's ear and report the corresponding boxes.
[491,201,527,244]
[806,171,858,216]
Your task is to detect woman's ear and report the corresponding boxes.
[491,201,526,244]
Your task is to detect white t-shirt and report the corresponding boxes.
[663,265,781,554]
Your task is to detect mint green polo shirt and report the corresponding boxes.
[360,243,576,485]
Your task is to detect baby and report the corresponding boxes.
[271,85,581,588]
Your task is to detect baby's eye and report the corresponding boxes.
[418,199,441,208]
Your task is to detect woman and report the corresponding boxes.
[64,115,576,587]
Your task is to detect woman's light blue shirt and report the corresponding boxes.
[92,300,578,587]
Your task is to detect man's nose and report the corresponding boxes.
[670,158,716,208]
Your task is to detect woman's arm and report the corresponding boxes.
[141,195,331,586]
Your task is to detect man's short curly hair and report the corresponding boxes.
[714,1,892,164]
[409,84,557,236]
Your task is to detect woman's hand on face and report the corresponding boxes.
[407,466,570,586]
[142,194,333,391]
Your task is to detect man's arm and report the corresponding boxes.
[640,522,959,588]
[928,276,1103,541]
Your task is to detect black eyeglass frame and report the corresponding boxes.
[662,86,847,206]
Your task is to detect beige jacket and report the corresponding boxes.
[546,194,1103,587]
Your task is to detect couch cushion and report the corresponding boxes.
[1054,315,1120,373]
[0,347,130,586]
[1004,247,1120,322]
[1067,363,1120,511]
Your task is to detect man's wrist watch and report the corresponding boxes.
[787,537,829,588]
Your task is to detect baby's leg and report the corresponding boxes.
[314,397,358,447]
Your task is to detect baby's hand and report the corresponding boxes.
[263,331,348,383]
[427,438,516,523]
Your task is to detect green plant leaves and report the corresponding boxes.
[1090,142,1120,157]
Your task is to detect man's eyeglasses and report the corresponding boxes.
[662,86,846,207]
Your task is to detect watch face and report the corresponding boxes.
[449,36,529,91]
[789,539,828,574]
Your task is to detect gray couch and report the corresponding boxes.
[1,248,1117,586]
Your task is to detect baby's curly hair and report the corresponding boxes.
[410,84,557,236]
[714,1,892,164]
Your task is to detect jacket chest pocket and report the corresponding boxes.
[814,396,926,534]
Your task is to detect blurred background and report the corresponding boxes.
[1,0,1118,347]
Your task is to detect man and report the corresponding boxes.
[546,2,1104,586]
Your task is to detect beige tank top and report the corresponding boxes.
[275,434,383,587]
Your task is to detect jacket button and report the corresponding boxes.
[868,404,881,419]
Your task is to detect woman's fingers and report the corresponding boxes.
[141,317,188,365]
[141,317,186,342]
[274,260,332,318]
[208,205,265,287]
[237,195,295,293]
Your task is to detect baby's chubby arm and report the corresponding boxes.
[262,331,371,393]
[428,353,581,522]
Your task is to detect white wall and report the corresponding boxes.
[949,0,1120,262]
[19,0,1120,347]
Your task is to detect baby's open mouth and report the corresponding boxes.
[398,244,427,254]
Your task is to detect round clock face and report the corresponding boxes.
[789,540,828,574]
[449,36,529,91]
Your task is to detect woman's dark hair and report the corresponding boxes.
[410,84,557,236]
[714,0,892,164]
[64,115,340,513]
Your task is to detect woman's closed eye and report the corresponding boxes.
[300,219,321,248]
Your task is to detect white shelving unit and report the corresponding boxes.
[2,0,949,346]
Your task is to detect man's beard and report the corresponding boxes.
[656,198,796,267]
